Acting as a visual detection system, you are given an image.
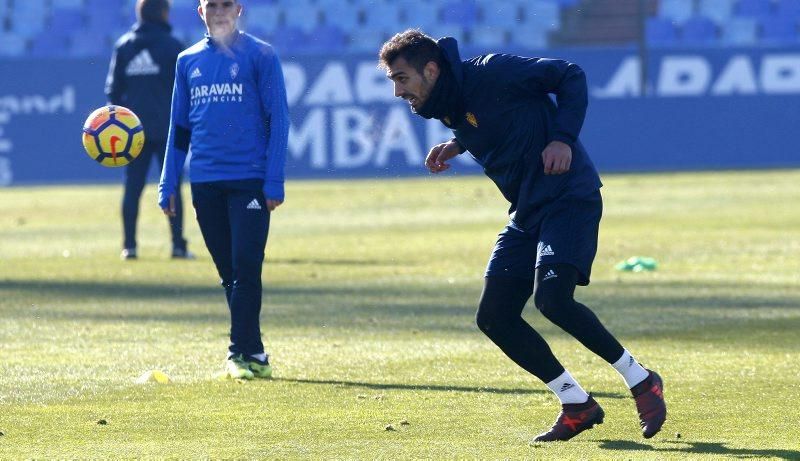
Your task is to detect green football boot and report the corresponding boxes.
[246,356,273,379]
[225,354,255,380]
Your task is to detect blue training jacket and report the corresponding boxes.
[106,21,184,142]
[158,31,289,207]
[439,38,602,231]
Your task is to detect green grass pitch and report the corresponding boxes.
[1,170,799,458]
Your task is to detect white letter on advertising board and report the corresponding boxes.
[658,56,710,96]
[288,108,327,168]
[333,107,373,168]
[305,62,354,105]
[374,106,422,167]
[761,55,800,94]
[711,56,758,95]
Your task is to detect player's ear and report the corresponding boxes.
[423,61,440,81]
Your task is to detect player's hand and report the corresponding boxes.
[425,141,462,174]
[542,141,572,175]
[162,194,176,217]
[266,199,283,211]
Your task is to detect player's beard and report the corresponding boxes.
[409,76,433,114]
[413,66,462,122]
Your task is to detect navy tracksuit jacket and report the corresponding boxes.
[106,21,184,143]
[437,38,602,231]
[106,21,186,251]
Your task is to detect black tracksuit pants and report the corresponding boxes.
[476,265,624,384]
[191,179,270,356]
[122,139,186,251]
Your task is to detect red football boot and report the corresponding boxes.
[632,369,667,438]
[533,395,605,442]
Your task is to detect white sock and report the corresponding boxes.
[546,370,590,404]
[250,352,267,363]
[611,349,649,388]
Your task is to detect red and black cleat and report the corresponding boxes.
[632,369,667,439]
[533,396,605,442]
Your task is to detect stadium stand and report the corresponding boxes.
[722,17,759,45]
[761,15,799,43]
[698,0,735,24]
[1,0,799,57]
[737,0,773,18]
[645,16,679,45]
[777,0,800,17]
[660,0,694,23]
[648,0,800,47]
[682,15,719,44]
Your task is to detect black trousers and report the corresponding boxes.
[122,139,185,250]
[191,179,270,356]
[476,264,624,384]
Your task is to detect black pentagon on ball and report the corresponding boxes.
[88,115,143,162]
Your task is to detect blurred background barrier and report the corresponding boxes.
[1,47,798,186]
[0,0,798,185]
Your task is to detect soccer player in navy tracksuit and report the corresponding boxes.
[379,30,667,442]
[106,0,192,261]
[159,0,288,380]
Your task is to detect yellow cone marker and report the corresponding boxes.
[136,370,171,384]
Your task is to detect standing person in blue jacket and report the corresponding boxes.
[379,30,667,442]
[107,0,193,261]
[159,0,289,380]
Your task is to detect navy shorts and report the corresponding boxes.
[485,191,602,285]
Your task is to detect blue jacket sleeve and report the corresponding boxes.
[105,45,126,105]
[158,58,190,209]
[499,55,588,145]
[258,49,289,201]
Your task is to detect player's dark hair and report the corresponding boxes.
[197,0,240,5]
[378,29,443,73]
[137,0,170,24]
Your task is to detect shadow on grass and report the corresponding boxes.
[4,278,799,308]
[0,279,467,302]
[588,280,800,311]
[270,258,402,266]
[0,279,221,300]
[0,279,475,332]
[2,279,799,336]
[274,377,627,400]
[596,439,800,459]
